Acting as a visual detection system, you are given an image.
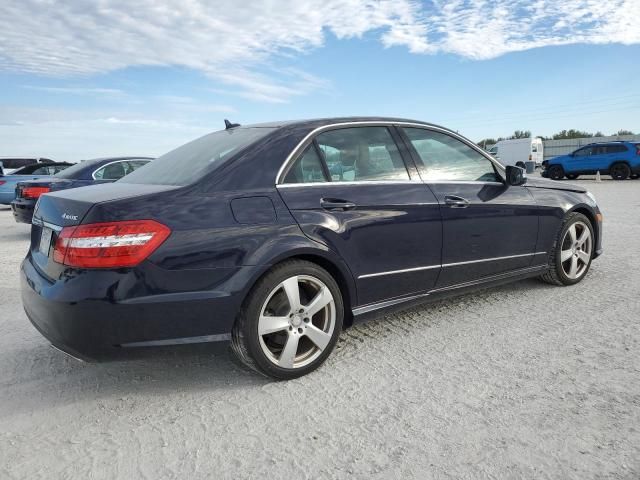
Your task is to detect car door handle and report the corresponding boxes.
[444,195,470,208]
[320,198,357,211]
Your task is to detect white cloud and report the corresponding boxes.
[0,0,639,102]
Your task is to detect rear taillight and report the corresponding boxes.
[0,180,6,186]
[22,186,50,199]
[636,146,640,155]
[53,219,171,268]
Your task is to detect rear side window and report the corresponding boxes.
[94,161,128,180]
[605,144,628,154]
[403,128,499,182]
[283,147,327,184]
[120,127,277,186]
[314,127,409,182]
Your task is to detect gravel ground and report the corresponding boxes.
[1,177,639,480]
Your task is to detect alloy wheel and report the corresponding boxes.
[560,221,592,280]
[258,275,336,369]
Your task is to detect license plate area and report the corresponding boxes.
[39,227,53,256]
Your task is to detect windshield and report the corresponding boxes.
[120,127,277,186]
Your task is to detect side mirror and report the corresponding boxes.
[505,165,526,186]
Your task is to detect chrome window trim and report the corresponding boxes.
[357,252,546,280]
[275,121,507,185]
[276,179,422,188]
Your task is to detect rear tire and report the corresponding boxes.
[231,260,343,380]
[630,173,639,180]
[516,161,526,169]
[548,165,564,180]
[539,212,594,286]
[565,173,579,180]
[610,162,630,180]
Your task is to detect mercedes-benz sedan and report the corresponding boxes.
[21,118,603,379]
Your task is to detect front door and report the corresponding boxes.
[399,127,540,289]
[277,125,442,306]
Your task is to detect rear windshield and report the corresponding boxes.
[120,127,277,186]
[55,159,98,178]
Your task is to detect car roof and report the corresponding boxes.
[236,116,442,130]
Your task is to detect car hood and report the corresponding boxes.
[525,176,586,193]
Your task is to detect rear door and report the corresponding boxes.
[399,127,540,289]
[277,125,442,306]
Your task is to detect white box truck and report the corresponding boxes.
[487,138,544,171]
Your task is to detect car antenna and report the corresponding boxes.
[224,119,241,129]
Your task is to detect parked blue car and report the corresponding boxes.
[0,162,72,205]
[542,141,640,180]
[11,156,152,223]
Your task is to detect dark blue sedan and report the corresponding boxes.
[20,118,602,379]
[11,156,152,224]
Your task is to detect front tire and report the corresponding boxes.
[231,260,343,380]
[610,162,630,180]
[548,165,564,180]
[565,173,579,180]
[539,212,594,286]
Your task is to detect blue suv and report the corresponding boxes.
[542,141,640,180]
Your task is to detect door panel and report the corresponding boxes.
[398,126,540,289]
[278,183,442,305]
[427,183,539,287]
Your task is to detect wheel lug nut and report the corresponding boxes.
[304,318,309,323]
[299,309,304,313]
[298,328,303,334]
[289,326,293,331]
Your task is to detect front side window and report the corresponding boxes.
[574,147,592,157]
[402,128,499,182]
[315,127,410,182]
[283,146,327,184]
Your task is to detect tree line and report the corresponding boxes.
[478,129,636,146]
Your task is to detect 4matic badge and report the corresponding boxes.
[62,213,78,221]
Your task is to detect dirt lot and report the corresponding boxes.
[1,177,639,480]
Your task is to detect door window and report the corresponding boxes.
[605,144,628,154]
[402,128,499,182]
[573,147,592,157]
[283,146,327,184]
[93,161,127,180]
[315,127,410,182]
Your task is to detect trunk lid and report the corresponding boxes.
[30,182,180,280]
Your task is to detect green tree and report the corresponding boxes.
[477,138,497,148]
[614,129,635,136]
[509,130,531,139]
[551,129,593,140]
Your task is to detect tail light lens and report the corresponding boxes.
[0,180,6,186]
[636,145,640,155]
[22,186,50,199]
[53,220,171,268]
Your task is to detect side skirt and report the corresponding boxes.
[351,264,548,324]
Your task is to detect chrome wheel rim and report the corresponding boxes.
[258,275,335,369]
[560,221,592,280]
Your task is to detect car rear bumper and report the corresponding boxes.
[11,198,35,224]
[21,254,253,361]
[0,191,16,205]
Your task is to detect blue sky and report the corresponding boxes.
[1,0,639,161]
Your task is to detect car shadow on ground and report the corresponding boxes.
[2,276,562,417]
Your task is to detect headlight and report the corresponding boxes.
[585,191,597,203]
